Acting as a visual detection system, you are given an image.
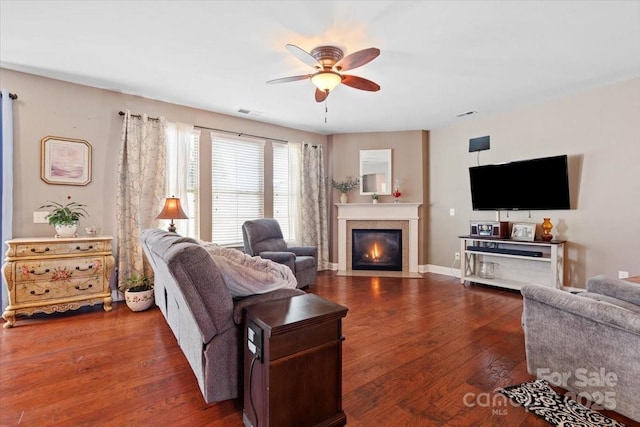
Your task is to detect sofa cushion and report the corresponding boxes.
[578,291,640,314]
[163,243,235,344]
[587,274,640,306]
[253,237,288,254]
[242,219,288,255]
[521,284,640,334]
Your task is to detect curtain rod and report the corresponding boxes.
[0,93,18,100]
[118,111,287,143]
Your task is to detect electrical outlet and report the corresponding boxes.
[455,252,460,260]
[618,271,629,279]
[247,320,263,362]
[33,211,50,223]
[449,208,455,216]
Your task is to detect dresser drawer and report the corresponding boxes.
[12,240,109,258]
[15,277,105,303]
[14,257,105,282]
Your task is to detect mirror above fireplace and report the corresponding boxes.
[360,149,391,195]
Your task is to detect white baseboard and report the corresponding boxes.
[424,264,461,278]
[327,262,460,278]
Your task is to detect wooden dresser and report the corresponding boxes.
[2,236,114,328]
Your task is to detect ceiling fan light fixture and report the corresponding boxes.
[311,71,342,92]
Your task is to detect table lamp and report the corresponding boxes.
[156,196,188,233]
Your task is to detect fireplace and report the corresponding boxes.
[336,203,421,275]
[352,229,402,271]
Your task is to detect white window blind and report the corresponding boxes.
[272,141,291,240]
[211,135,264,245]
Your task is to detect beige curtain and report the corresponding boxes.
[116,110,166,288]
[301,143,329,270]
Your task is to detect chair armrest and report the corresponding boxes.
[521,284,640,334]
[258,251,295,271]
[288,246,317,258]
[586,275,640,306]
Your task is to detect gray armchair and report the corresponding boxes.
[242,218,317,289]
[521,275,640,422]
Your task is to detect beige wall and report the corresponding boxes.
[328,130,428,264]
[1,69,326,244]
[429,78,640,286]
[3,68,638,285]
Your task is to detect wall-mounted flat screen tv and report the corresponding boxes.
[469,155,571,211]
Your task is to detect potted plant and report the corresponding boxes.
[331,176,360,204]
[119,274,155,312]
[371,193,379,203]
[39,200,88,238]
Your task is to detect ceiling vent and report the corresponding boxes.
[456,110,478,118]
[237,108,262,117]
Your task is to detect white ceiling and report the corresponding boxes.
[1,1,639,135]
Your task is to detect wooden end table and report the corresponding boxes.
[242,293,348,427]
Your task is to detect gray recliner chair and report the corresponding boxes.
[242,218,317,289]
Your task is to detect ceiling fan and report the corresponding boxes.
[267,44,381,102]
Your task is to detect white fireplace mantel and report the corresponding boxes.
[336,203,421,273]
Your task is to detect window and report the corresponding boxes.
[273,141,291,240]
[211,135,264,245]
[164,124,199,239]
[184,132,199,238]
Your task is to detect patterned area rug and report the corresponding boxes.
[500,379,625,427]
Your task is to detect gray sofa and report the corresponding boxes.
[521,275,640,422]
[140,229,305,403]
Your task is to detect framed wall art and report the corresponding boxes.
[40,136,92,186]
[511,222,536,241]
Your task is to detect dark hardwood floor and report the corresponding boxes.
[1,272,636,426]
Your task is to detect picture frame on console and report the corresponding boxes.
[511,222,535,241]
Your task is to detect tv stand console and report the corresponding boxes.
[459,236,565,291]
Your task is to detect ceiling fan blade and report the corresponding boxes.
[286,44,321,68]
[342,75,380,92]
[315,88,328,103]
[266,75,311,84]
[335,47,380,72]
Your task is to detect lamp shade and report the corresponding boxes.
[157,197,188,220]
[311,71,342,92]
[157,196,188,233]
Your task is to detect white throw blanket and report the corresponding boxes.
[201,242,297,297]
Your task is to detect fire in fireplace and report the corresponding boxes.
[352,229,402,271]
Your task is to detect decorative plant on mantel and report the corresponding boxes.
[39,200,88,238]
[331,176,360,203]
[119,274,155,312]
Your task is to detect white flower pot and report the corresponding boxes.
[124,289,155,312]
[54,224,78,238]
[340,193,348,204]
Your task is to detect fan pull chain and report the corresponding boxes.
[325,98,329,123]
